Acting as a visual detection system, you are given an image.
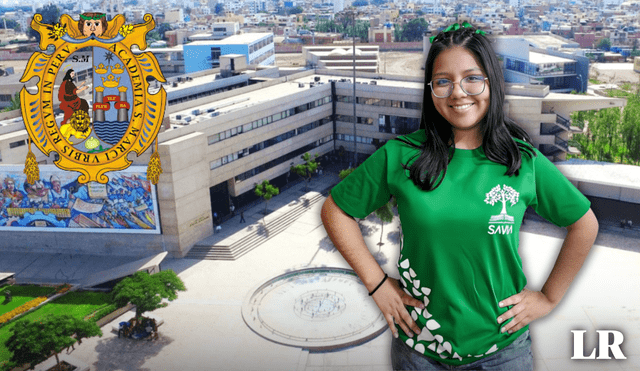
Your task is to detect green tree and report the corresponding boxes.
[401,18,428,42]
[621,95,640,164]
[254,180,279,223]
[596,37,611,51]
[146,31,161,44]
[112,270,186,319]
[338,168,354,180]
[316,19,343,33]
[288,6,304,14]
[156,23,172,39]
[290,152,319,191]
[374,199,394,247]
[592,107,621,162]
[393,23,402,42]
[1,92,20,112]
[29,4,60,42]
[6,315,102,371]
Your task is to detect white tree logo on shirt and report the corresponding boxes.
[484,185,519,234]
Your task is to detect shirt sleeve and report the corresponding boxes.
[330,145,392,219]
[530,150,591,227]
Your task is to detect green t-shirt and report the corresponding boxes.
[330,130,590,365]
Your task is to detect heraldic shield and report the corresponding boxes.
[20,13,166,185]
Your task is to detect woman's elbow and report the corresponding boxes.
[568,208,599,240]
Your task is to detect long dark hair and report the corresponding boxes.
[62,69,75,82]
[399,25,535,191]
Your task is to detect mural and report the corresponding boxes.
[0,166,160,234]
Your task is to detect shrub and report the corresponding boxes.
[0,297,47,325]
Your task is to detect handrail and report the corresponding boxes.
[556,114,571,130]
[554,134,568,150]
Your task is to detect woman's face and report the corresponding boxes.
[430,46,490,139]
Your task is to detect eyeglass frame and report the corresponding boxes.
[428,76,489,98]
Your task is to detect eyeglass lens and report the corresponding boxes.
[431,76,486,98]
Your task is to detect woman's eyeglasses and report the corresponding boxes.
[428,75,488,98]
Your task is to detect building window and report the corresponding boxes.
[210,159,222,169]
[210,47,221,68]
[9,140,26,149]
[208,134,220,145]
[378,115,420,134]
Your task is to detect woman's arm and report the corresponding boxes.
[497,208,599,333]
[321,194,424,337]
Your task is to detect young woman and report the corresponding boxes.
[321,23,598,370]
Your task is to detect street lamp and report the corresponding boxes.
[340,9,359,166]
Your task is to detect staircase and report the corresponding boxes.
[185,192,326,260]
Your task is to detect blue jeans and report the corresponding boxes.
[391,330,533,371]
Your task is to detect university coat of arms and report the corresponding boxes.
[20,13,166,185]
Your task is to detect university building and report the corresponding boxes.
[0,67,626,257]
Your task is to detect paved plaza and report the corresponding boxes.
[1,167,639,371]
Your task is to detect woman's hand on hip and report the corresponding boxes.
[497,289,555,334]
[372,277,425,338]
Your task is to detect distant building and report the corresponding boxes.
[165,8,185,24]
[303,46,379,73]
[183,33,275,73]
[492,35,588,94]
[165,29,190,47]
[188,22,240,41]
[574,33,596,49]
[503,19,524,35]
[368,25,395,43]
[99,0,124,21]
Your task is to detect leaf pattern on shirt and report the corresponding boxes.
[397,256,496,361]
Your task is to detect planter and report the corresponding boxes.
[34,354,88,371]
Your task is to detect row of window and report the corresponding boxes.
[335,133,374,145]
[207,96,332,146]
[335,115,375,125]
[251,49,275,65]
[335,114,420,135]
[210,116,331,170]
[249,36,274,54]
[234,135,333,182]
[503,56,576,77]
[336,95,422,110]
